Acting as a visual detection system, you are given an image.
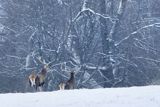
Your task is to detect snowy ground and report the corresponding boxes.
[0,86,160,107]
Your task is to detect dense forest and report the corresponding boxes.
[0,0,160,93]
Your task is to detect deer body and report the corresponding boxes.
[59,82,66,90]
[29,65,48,91]
[29,72,36,87]
[59,72,75,90]
[65,72,75,89]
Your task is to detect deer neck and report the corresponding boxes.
[41,68,47,75]
[69,73,74,81]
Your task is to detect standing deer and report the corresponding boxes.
[59,71,75,90]
[28,64,48,91]
[28,71,36,87]
[35,64,48,90]
[59,82,66,90]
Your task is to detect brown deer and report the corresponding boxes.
[59,72,75,90]
[28,64,48,91]
[35,64,48,90]
[28,71,36,87]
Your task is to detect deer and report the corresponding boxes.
[28,71,36,87]
[28,57,49,91]
[35,64,48,90]
[59,82,66,90]
[59,71,75,90]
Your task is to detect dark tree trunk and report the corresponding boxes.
[99,0,114,87]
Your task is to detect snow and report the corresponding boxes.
[0,86,160,107]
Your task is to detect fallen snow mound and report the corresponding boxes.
[0,86,160,107]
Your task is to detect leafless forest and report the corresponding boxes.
[0,0,160,93]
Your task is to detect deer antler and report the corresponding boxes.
[36,56,50,70]
[37,56,46,64]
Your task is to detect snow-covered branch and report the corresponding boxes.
[135,57,160,63]
[116,23,160,46]
[73,8,115,23]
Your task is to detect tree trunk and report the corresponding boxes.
[99,0,114,87]
[99,0,128,87]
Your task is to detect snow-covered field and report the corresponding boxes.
[0,86,160,107]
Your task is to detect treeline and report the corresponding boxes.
[0,0,160,93]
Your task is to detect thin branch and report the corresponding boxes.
[116,23,160,46]
[135,57,160,63]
